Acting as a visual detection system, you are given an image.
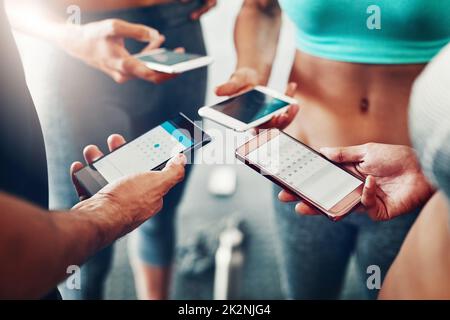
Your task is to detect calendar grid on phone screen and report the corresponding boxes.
[247,134,362,210]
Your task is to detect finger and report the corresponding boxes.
[257,104,299,131]
[295,202,321,215]
[121,57,177,83]
[256,114,281,131]
[174,47,186,54]
[277,104,299,129]
[160,153,187,190]
[320,145,366,163]
[278,189,299,202]
[361,175,377,208]
[105,68,131,84]
[107,134,127,152]
[140,35,166,53]
[108,20,163,44]
[83,145,104,164]
[285,82,298,97]
[191,0,217,20]
[70,161,89,201]
[215,82,246,97]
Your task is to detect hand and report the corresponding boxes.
[255,82,299,132]
[279,143,435,221]
[216,68,299,131]
[71,134,186,234]
[215,67,262,97]
[61,19,180,84]
[186,0,217,20]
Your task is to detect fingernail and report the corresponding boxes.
[176,153,187,165]
[365,176,373,187]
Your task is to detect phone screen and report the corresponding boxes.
[247,133,363,210]
[94,120,194,183]
[212,89,289,124]
[138,51,201,66]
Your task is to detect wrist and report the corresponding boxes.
[235,63,270,86]
[71,194,126,251]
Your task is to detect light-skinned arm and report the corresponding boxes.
[5,0,179,84]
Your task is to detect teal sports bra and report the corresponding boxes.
[279,0,450,64]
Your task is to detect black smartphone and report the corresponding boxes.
[74,113,211,197]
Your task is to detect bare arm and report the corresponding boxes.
[5,0,174,84]
[234,0,282,83]
[0,135,186,299]
[0,193,119,299]
[215,0,282,96]
[5,0,68,45]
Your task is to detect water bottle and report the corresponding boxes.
[213,219,245,300]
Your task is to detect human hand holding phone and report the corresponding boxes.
[255,83,299,132]
[279,143,436,221]
[71,134,186,235]
[61,19,179,84]
[237,130,363,220]
[215,68,299,131]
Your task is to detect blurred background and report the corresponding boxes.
[15,1,362,299]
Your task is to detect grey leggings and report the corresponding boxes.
[272,185,419,299]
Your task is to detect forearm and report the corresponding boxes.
[0,193,124,299]
[234,0,282,84]
[5,0,77,48]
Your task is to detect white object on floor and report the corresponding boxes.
[208,166,237,196]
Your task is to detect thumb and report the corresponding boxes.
[320,145,366,163]
[215,73,251,96]
[285,82,298,97]
[215,80,241,96]
[160,154,187,190]
[70,161,89,201]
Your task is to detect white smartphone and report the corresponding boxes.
[134,48,213,74]
[198,86,298,132]
[235,129,364,221]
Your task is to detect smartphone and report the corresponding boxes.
[74,113,212,197]
[235,129,363,221]
[198,86,298,132]
[134,48,213,74]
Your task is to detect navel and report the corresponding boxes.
[360,98,370,113]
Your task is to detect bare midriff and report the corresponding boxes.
[286,50,426,148]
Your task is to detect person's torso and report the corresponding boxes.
[285,51,424,148]
[279,0,450,64]
[279,0,450,147]
[0,1,61,299]
[0,3,49,209]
